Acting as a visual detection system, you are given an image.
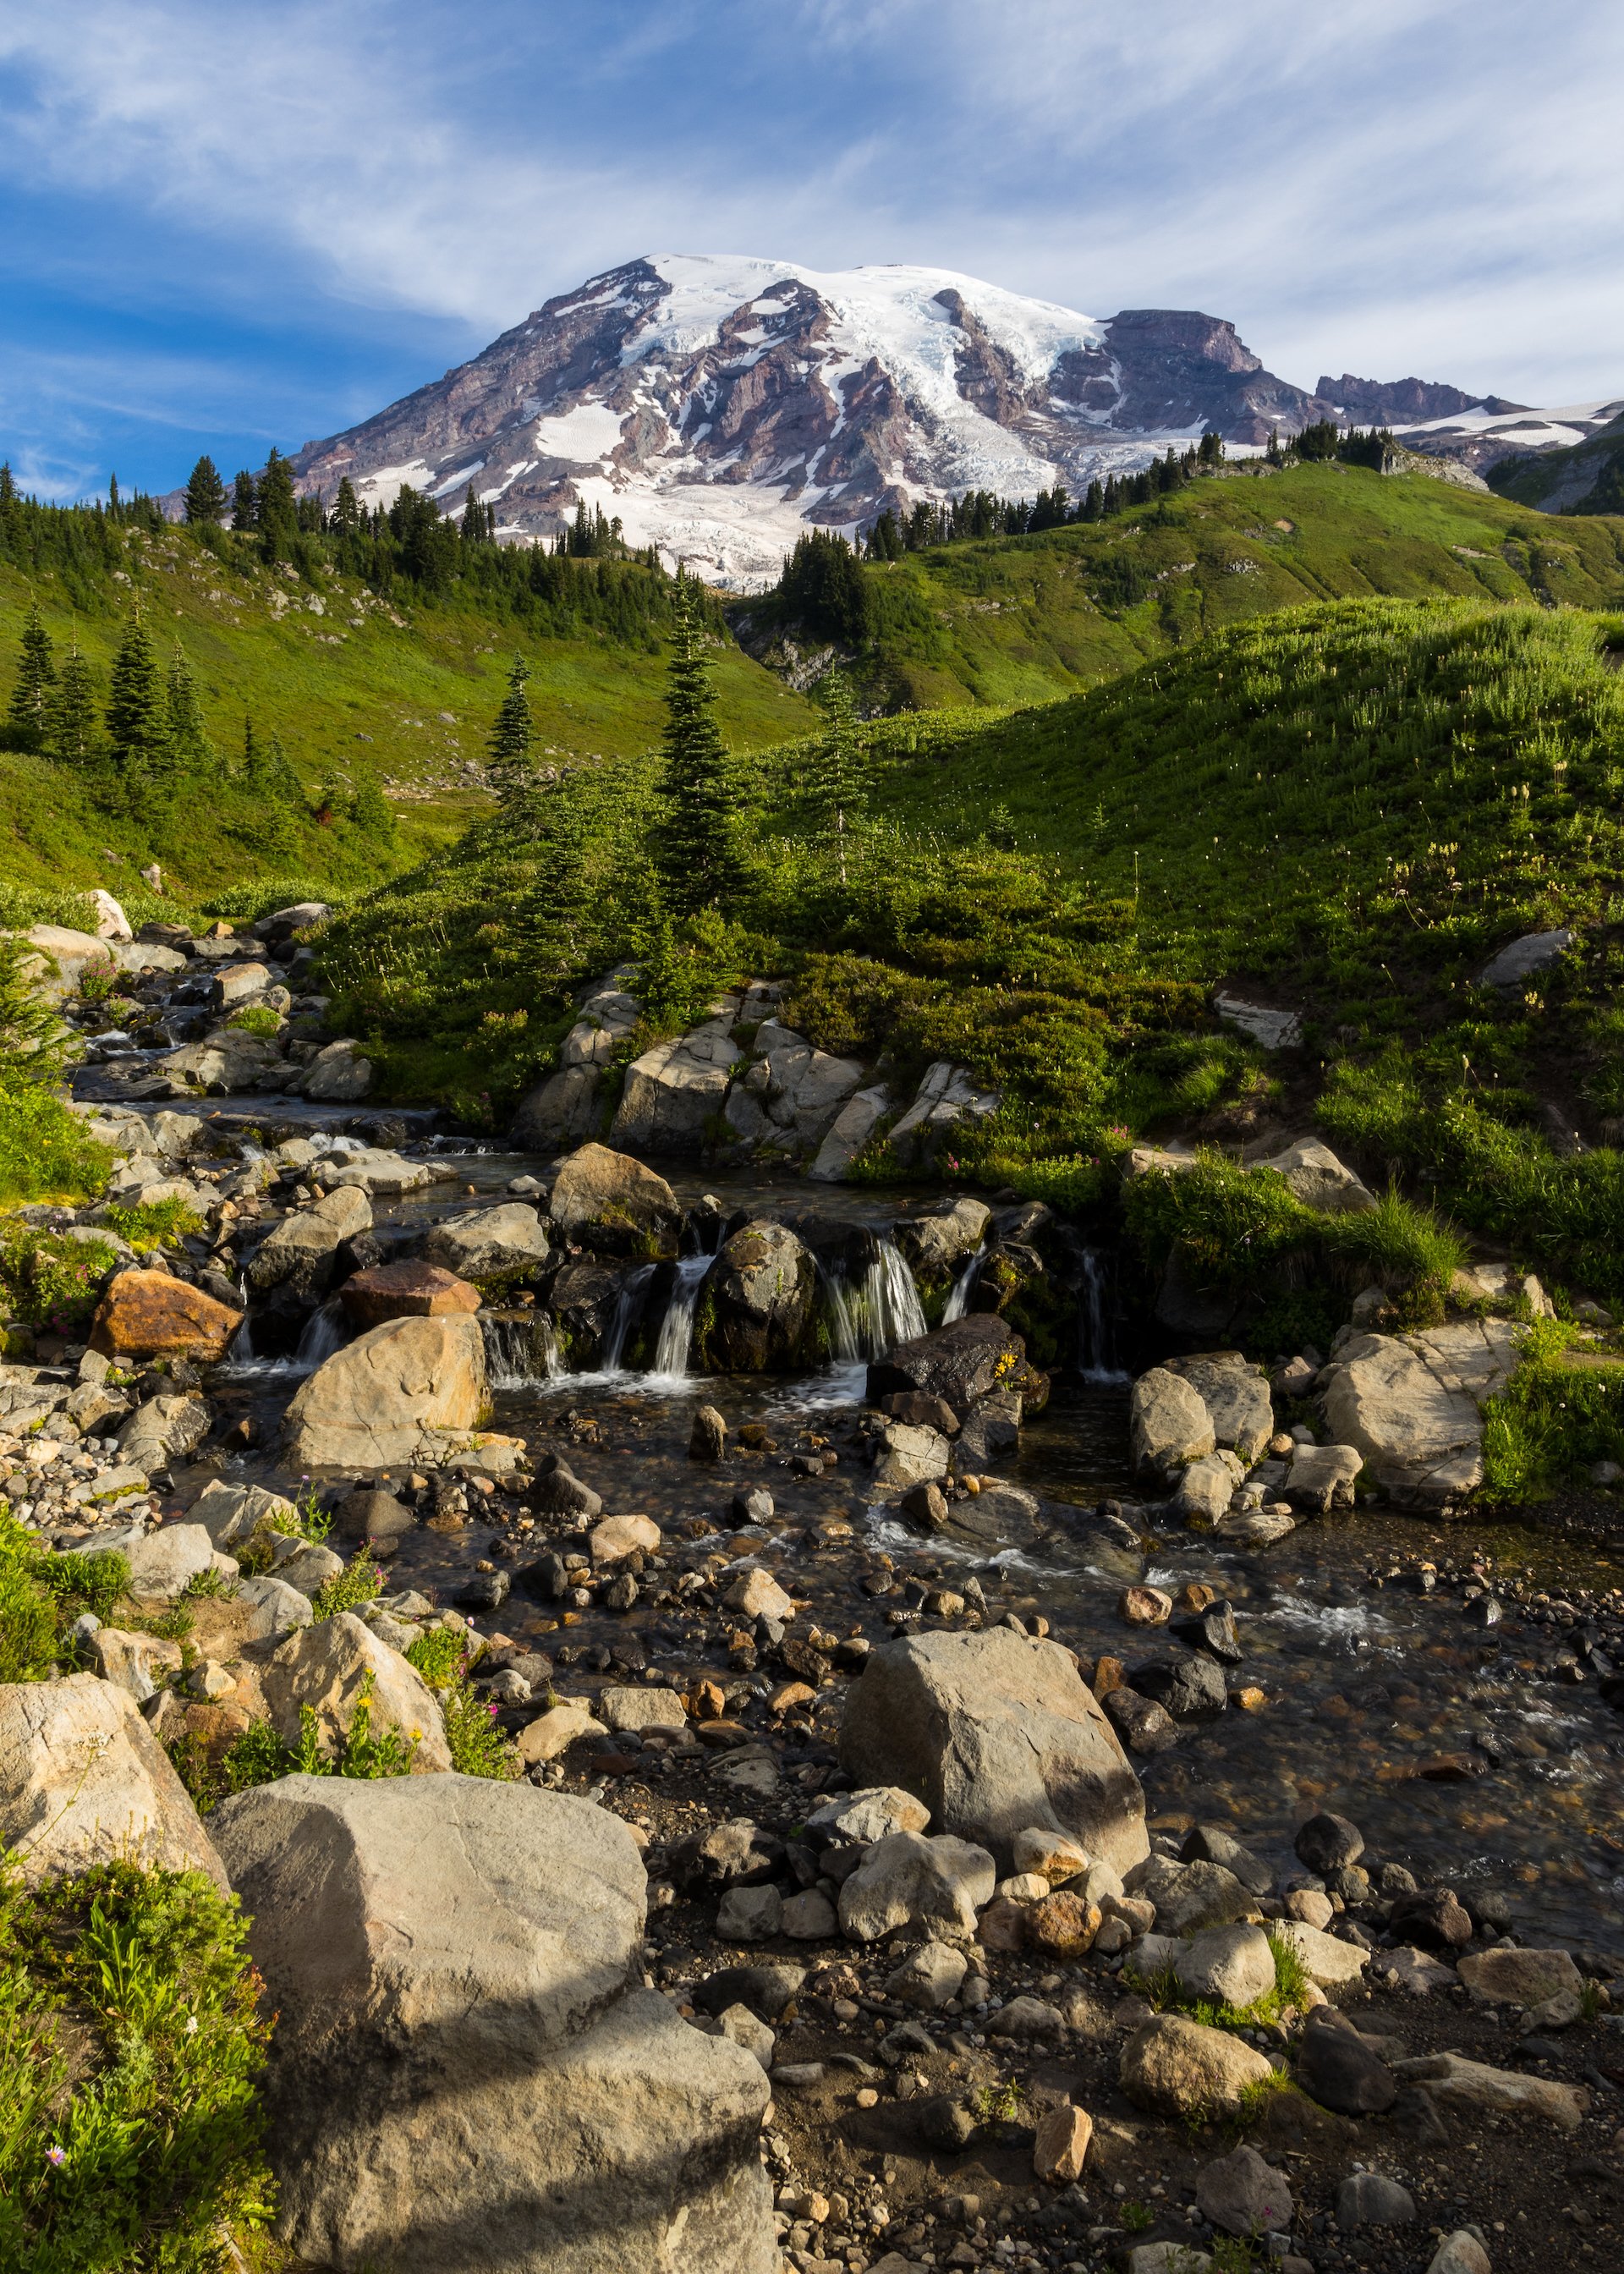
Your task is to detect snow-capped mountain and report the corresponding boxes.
[291,255,1336,586]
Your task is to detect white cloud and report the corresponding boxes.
[0,0,1621,415]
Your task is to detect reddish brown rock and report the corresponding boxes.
[338,1261,481,1327]
[91,1269,242,1363]
[1027,1891,1101,1959]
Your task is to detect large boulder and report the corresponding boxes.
[1130,1367,1216,1480]
[117,1394,210,1475]
[886,1060,1000,1169]
[90,1269,243,1363]
[1320,1321,1517,1506]
[837,1830,996,1942]
[258,1612,453,1771]
[248,1185,374,1302]
[548,1143,683,1250]
[424,1203,549,1283]
[1120,2013,1275,2121]
[0,1673,227,1890]
[1253,1137,1376,1215]
[892,1197,992,1277]
[692,1221,818,1370]
[161,1030,288,1093]
[1162,1354,1273,1464]
[721,1022,866,1154]
[611,1015,741,1155]
[807,1084,892,1182]
[338,1261,481,1326]
[512,981,641,1149]
[299,1040,374,1101]
[210,1775,775,2274]
[840,1628,1149,1876]
[865,1314,1027,1417]
[282,1314,487,1469]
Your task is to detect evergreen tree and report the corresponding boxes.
[5,601,56,747]
[231,470,257,529]
[651,576,743,915]
[107,473,120,518]
[104,611,167,773]
[184,455,228,524]
[332,475,360,534]
[257,448,299,561]
[164,642,212,773]
[241,718,302,854]
[486,654,535,810]
[804,667,865,882]
[47,641,98,764]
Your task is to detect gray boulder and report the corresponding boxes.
[258,1611,452,1772]
[1479,927,1573,989]
[1163,1353,1274,1462]
[1253,1136,1376,1215]
[547,1143,683,1247]
[839,1627,1149,1876]
[1320,1320,1517,1507]
[1130,1367,1215,1480]
[886,1060,1000,1169]
[424,1203,549,1282]
[300,1041,374,1101]
[807,1084,892,1182]
[837,1830,996,1942]
[612,1013,741,1154]
[0,1673,226,1889]
[722,1021,866,1154]
[1283,1442,1363,1513]
[282,1313,487,1469]
[692,1221,818,1370]
[249,1185,374,1300]
[210,1775,775,2274]
[118,1392,210,1474]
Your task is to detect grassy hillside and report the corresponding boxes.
[0,517,814,903]
[744,460,1624,711]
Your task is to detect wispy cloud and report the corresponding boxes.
[0,0,1619,494]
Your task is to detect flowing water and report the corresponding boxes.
[941,1241,986,1324]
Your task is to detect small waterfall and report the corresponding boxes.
[1078,1250,1128,1382]
[942,1240,987,1324]
[294,1301,343,1370]
[601,1263,656,1372]
[645,1255,710,1380]
[820,1238,927,1362]
[482,1310,561,1387]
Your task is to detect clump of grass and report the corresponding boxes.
[100,1195,205,1250]
[1481,1316,1624,1500]
[310,1550,384,1621]
[225,1004,282,1039]
[0,1856,274,2266]
[181,1567,238,1601]
[1125,1930,1309,2034]
[0,1518,129,1682]
[169,1676,417,1812]
[971,2079,1027,2125]
[406,1629,520,1782]
[0,1222,119,1337]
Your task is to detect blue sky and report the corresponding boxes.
[2,0,1620,500]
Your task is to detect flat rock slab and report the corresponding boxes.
[339,1261,481,1325]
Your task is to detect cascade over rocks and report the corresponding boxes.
[211,1775,776,2274]
[840,1627,1149,1875]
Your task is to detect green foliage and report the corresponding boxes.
[0,1857,274,2271]
[0,932,80,1093]
[1126,1930,1308,2034]
[652,577,747,915]
[310,1550,385,1622]
[486,651,535,805]
[0,1515,128,1687]
[173,1675,418,1814]
[225,1004,282,1039]
[4,603,54,750]
[99,1196,204,1251]
[0,1090,107,1210]
[0,1222,120,1333]
[405,1629,521,1781]
[1481,1319,1624,1500]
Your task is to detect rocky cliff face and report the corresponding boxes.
[290,255,1341,587]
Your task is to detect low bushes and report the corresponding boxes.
[0,1519,128,1683]
[1481,1319,1624,1500]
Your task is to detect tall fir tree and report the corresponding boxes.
[231,470,257,530]
[104,611,167,773]
[804,667,865,882]
[5,601,57,748]
[47,640,98,764]
[164,642,212,773]
[257,448,299,561]
[332,475,360,534]
[486,654,535,811]
[184,454,228,525]
[651,575,743,915]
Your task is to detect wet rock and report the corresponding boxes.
[1174,1925,1276,2010]
[1130,1367,1216,1480]
[1119,1585,1172,1627]
[248,1185,373,1301]
[1164,1352,1275,1462]
[591,1513,661,1564]
[90,1268,243,1362]
[1294,1810,1364,1874]
[528,1451,601,1519]
[1132,1855,1251,1934]
[1133,1654,1228,1718]
[1297,2008,1396,2115]
[282,1314,487,1469]
[1393,2049,1588,2130]
[872,1420,952,1490]
[897,1477,948,1530]
[1181,1825,1273,1898]
[1284,1442,1363,1513]
[1389,1885,1473,1953]
[260,1612,452,1772]
[690,1404,728,1459]
[1197,2144,1294,2234]
[1336,2172,1418,2228]
[837,1830,996,1942]
[1103,1687,1180,1755]
[0,1673,227,1889]
[425,1203,549,1283]
[1032,2100,1093,2184]
[892,1198,992,1276]
[1120,2013,1275,2120]
[1457,1947,1582,2007]
[725,1567,793,1621]
[1171,1450,1245,1524]
[547,1142,683,1248]
[840,1626,1149,1876]
[1171,1599,1242,1664]
[865,1314,1028,1417]
[339,1261,481,1326]
[211,1775,775,2274]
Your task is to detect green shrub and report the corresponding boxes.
[406,1629,520,1781]
[0,1222,120,1335]
[171,1677,417,1814]
[225,1005,282,1039]
[0,1096,111,1209]
[1481,1320,1624,1500]
[0,1519,128,1682]
[310,1550,384,1621]
[99,1196,205,1251]
[0,1857,274,2269]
